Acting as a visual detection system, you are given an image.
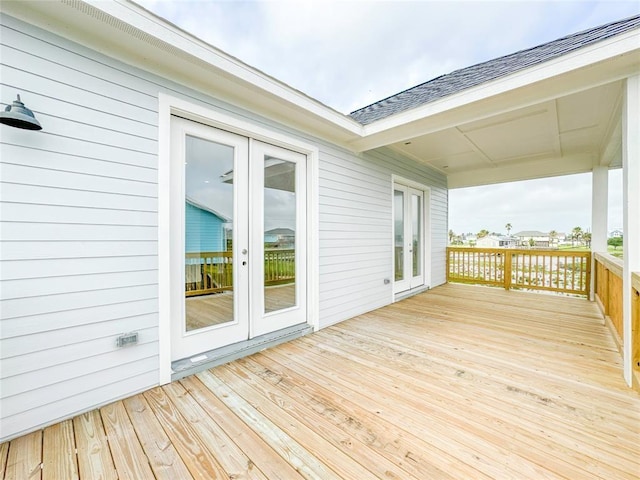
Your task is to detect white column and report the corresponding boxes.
[590,165,608,301]
[622,75,640,386]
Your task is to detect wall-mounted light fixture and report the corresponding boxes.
[0,94,42,130]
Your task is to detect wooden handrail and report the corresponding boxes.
[593,251,623,277]
[446,247,591,296]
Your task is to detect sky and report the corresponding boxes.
[135,0,637,236]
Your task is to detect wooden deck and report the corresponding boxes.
[2,283,639,479]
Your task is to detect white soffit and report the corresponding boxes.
[392,81,626,188]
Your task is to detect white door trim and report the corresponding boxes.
[158,93,320,385]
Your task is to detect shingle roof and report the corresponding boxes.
[513,231,548,237]
[349,15,640,125]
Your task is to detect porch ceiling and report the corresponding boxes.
[387,80,624,188]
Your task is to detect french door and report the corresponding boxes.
[394,183,425,294]
[170,116,307,361]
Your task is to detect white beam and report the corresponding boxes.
[447,153,595,189]
[622,74,640,386]
[590,166,608,301]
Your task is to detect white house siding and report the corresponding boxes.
[0,13,446,440]
[317,146,447,327]
[0,14,161,441]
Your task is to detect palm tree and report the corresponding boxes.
[583,232,592,249]
[449,229,455,244]
[571,226,583,247]
[549,230,558,247]
[505,223,512,236]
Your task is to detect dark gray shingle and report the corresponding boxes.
[349,15,640,125]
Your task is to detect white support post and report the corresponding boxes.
[590,165,608,301]
[622,75,640,386]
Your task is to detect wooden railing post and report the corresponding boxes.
[504,252,512,291]
[585,252,592,298]
[632,273,640,391]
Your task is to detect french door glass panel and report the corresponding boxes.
[412,193,422,277]
[394,189,405,282]
[184,135,235,330]
[263,157,297,313]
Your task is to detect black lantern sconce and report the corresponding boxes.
[0,94,42,130]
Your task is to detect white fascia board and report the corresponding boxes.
[352,29,640,151]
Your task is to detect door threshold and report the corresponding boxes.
[171,323,313,381]
[394,285,430,302]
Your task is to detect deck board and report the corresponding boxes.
[72,411,117,480]
[42,420,78,480]
[99,401,155,479]
[3,430,42,480]
[2,283,639,479]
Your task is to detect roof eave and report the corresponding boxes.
[348,28,640,153]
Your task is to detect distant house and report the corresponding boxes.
[610,229,624,238]
[265,228,295,248]
[476,235,517,248]
[185,197,230,253]
[513,231,550,247]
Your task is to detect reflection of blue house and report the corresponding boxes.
[185,197,230,253]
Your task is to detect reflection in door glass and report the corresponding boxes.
[184,135,235,331]
[394,189,405,281]
[264,156,296,313]
[412,194,421,277]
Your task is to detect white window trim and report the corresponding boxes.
[158,93,320,385]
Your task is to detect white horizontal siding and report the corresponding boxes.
[1,299,158,339]
[1,270,158,300]
[1,285,158,320]
[2,332,158,397]
[1,256,158,281]
[0,13,163,441]
[1,223,157,241]
[0,11,448,441]
[317,145,447,328]
[1,143,157,182]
